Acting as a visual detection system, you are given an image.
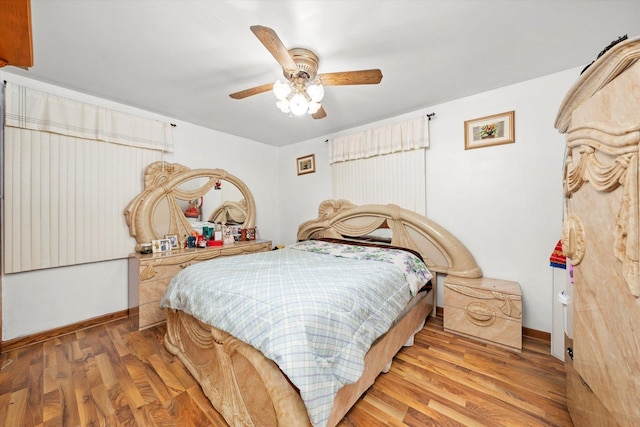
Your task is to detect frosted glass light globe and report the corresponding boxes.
[289,93,309,116]
[307,83,324,102]
[273,80,291,101]
[276,100,290,113]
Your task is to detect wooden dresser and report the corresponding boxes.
[555,37,640,426]
[443,276,522,352]
[129,240,272,330]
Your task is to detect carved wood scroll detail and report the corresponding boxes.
[164,310,310,427]
[446,283,522,320]
[564,125,640,296]
[125,162,257,252]
[561,215,586,266]
[464,302,496,327]
[298,199,483,278]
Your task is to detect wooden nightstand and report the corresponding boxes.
[444,276,522,352]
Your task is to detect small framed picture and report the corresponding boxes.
[165,234,179,249]
[152,238,171,253]
[296,154,316,175]
[464,110,515,150]
[246,227,256,240]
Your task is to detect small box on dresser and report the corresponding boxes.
[444,276,522,352]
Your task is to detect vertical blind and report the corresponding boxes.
[3,83,173,273]
[330,116,428,215]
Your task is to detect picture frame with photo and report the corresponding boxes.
[152,238,172,253]
[165,234,179,249]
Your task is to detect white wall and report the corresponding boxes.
[278,67,580,332]
[0,71,279,340]
[276,140,332,246]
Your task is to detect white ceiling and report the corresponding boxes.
[5,1,640,146]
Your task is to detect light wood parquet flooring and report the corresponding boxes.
[0,316,573,426]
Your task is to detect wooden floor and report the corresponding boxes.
[0,316,573,427]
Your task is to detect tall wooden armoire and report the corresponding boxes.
[555,37,640,426]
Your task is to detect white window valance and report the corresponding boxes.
[5,83,173,152]
[329,116,428,164]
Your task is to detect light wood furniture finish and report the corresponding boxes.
[125,162,269,331]
[125,162,256,253]
[0,315,572,426]
[128,240,272,330]
[555,36,640,426]
[443,276,522,352]
[0,0,33,68]
[164,199,482,427]
[563,334,619,426]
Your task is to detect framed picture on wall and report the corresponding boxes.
[464,110,515,150]
[296,154,316,175]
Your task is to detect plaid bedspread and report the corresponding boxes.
[160,240,431,426]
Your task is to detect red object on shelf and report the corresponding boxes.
[207,240,223,246]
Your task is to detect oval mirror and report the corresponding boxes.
[125,162,256,251]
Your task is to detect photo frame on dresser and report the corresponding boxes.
[152,238,171,253]
[165,234,179,249]
[464,110,515,150]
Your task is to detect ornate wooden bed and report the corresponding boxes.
[161,198,482,426]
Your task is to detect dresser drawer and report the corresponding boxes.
[139,260,189,282]
[445,305,521,351]
[140,301,166,329]
[444,276,522,352]
[140,277,173,305]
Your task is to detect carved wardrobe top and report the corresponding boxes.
[555,37,640,298]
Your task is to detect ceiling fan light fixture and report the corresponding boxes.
[289,93,309,116]
[272,79,324,117]
[276,100,290,113]
[273,80,291,100]
[307,83,324,102]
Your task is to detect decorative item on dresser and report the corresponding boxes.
[443,276,522,352]
[555,36,640,426]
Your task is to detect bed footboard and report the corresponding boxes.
[164,288,433,427]
[164,309,311,426]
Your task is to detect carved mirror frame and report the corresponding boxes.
[125,161,256,251]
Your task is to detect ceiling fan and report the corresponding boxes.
[0,0,34,69]
[229,25,383,119]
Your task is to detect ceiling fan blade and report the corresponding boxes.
[229,82,274,100]
[0,0,33,68]
[312,106,327,120]
[250,25,298,72]
[318,69,383,86]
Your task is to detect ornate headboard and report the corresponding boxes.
[297,199,482,278]
[125,162,256,251]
